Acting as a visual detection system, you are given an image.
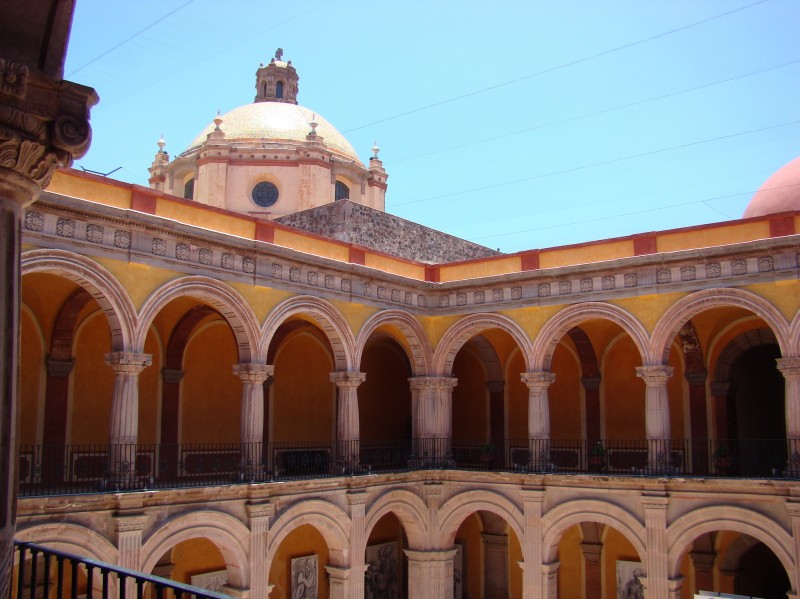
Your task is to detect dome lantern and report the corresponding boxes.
[254,48,299,105]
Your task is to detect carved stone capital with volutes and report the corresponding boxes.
[0,56,98,204]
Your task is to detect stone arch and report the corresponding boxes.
[789,310,800,356]
[719,534,760,572]
[666,506,795,586]
[261,295,356,371]
[141,510,250,589]
[651,288,791,365]
[713,328,778,383]
[15,522,118,565]
[541,499,645,563]
[532,303,648,371]
[437,490,524,547]
[136,276,259,362]
[355,309,433,376]
[365,488,428,549]
[21,249,136,352]
[267,499,352,567]
[433,313,533,376]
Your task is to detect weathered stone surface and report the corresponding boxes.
[275,200,501,264]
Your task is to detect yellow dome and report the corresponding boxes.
[187,102,362,165]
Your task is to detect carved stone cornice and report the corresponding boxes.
[0,56,97,203]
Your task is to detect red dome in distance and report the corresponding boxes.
[743,156,800,218]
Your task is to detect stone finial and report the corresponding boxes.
[157,135,166,153]
[371,141,380,160]
[213,111,223,132]
[275,48,284,61]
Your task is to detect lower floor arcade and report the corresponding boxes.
[13,473,800,599]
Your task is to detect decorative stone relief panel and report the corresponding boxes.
[657,269,671,284]
[624,273,637,288]
[199,248,212,265]
[307,271,318,286]
[176,243,190,261]
[341,279,351,292]
[511,286,522,300]
[732,259,747,275]
[363,283,372,297]
[474,291,485,304]
[152,238,166,256]
[272,264,283,279]
[680,266,696,281]
[758,256,774,272]
[243,257,255,273]
[391,289,401,303]
[404,292,413,305]
[417,295,425,307]
[289,267,301,283]
[602,276,615,290]
[377,286,386,300]
[558,281,571,295]
[25,211,43,232]
[440,295,450,307]
[56,218,74,238]
[492,289,503,302]
[114,230,131,249]
[456,293,467,306]
[706,262,721,278]
[222,253,235,270]
[325,275,335,290]
[580,278,593,292]
[538,283,551,297]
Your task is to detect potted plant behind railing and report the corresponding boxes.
[589,442,607,471]
[713,443,730,473]
[479,443,495,467]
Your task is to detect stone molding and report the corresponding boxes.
[329,371,367,388]
[520,371,556,389]
[636,365,674,386]
[408,376,458,392]
[233,363,274,384]
[104,352,153,374]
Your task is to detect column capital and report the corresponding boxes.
[581,376,601,391]
[408,376,457,391]
[0,58,98,204]
[112,514,148,533]
[330,370,366,387]
[777,357,800,377]
[246,502,274,520]
[636,364,673,385]
[520,371,556,388]
[161,368,185,384]
[233,363,274,384]
[105,352,152,374]
[404,548,459,562]
[324,564,352,581]
[684,370,707,386]
[519,487,545,503]
[46,357,75,378]
[580,541,603,563]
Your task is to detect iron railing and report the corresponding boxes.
[12,541,232,599]
[17,438,798,497]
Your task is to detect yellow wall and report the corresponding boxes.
[359,340,412,442]
[181,322,239,444]
[71,312,114,444]
[167,537,226,587]
[20,309,43,445]
[602,335,645,440]
[556,525,583,599]
[272,331,334,442]
[603,527,642,599]
[455,513,483,599]
[268,524,330,599]
[550,343,582,440]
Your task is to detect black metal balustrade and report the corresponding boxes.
[12,541,232,599]
[17,438,798,497]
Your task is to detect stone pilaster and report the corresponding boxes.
[246,501,273,599]
[778,357,800,439]
[520,372,555,470]
[580,542,603,599]
[482,532,509,599]
[0,45,97,594]
[689,550,715,594]
[234,363,273,480]
[642,493,670,599]
[405,549,458,599]
[541,561,559,599]
[520,487,545,599]
[408,377,458,466]
[347,491,368,599]
[325,565,352,599]
[636,365,674,471]
[330,371,366,470]
[105,352,152,486]
[113,514,148,598]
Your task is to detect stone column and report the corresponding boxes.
[520,487,545,599]
[347,491,367,599]
[105,352,152,487]
[325,565,352,599]
[778,357,800,475]
[113,513,148,598]
[330,371,366,472]
[636,365,674,472]
[234,363,273,481]
[482,532,509,599]
[0,38,97,592]
[408,377,458,467]
[580,542,603,599]
[686,371,709,475]
[667,576,684,599]
[642,493,669,599]
[785,500,800,596]
[406,549,458,599]
[520,372,555,471]
[246,501,273,599]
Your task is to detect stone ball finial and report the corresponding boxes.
[157,135,166,152]
[214,111,223,132]
[371,141,380,159]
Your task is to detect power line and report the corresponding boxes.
[471,182,800,241]
[388,119,800,208]
[387,57,800,166]
[68,0,197,77]
[343,0,768,134]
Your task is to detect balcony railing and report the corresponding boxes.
[12,540,232,599]
[17,438,797,497]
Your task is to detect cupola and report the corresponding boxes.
[254,48,299,104]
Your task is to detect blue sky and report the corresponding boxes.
[65,0,800,253]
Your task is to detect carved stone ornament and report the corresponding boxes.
[0,58,97,199]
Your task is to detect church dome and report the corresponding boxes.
[743,155,800,218]
[186,102,363,165]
